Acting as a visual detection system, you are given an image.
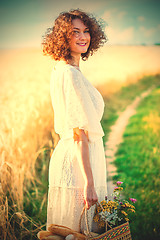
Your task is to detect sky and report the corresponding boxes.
[0,0,160,49]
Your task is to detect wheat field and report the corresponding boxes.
[0,46,160,235]
[81,45,160,95]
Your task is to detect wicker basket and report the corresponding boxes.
[79,205,132,240]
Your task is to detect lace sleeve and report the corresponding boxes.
[63,67,104,142]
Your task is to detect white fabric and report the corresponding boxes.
[47,61,107,232]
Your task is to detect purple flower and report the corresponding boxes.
[129,198,137,203]
[114,196,117,200]
[117,181,123,186]
[105,195,108,200]
[120,202,123,205]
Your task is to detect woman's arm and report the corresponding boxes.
[73,128,98,209]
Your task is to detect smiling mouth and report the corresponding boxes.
[77,43,87,46]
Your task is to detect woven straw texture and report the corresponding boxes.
[87,222,132,240]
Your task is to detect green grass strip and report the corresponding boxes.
[102,74,160,142]
[113,87,160,240]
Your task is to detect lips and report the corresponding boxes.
[77,43,87,46]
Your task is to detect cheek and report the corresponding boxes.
[88,35,91,44]
[69,38,77,49]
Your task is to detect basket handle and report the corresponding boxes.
[79,202,110,237]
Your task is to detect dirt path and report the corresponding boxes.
[105,87,154,198]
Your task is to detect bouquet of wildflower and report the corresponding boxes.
[93,181,136,229]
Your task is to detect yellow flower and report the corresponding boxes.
[96,205,102,213]
[121,210,128,216]
[114,187,123,192]
[93,214,100,222]
[125,202,135,209]
[99,221,105,228]
[129,209,135,213]
[121,204,126,208]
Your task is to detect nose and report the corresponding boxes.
[79,32,87,39]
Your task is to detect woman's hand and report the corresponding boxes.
[84,183,98,209]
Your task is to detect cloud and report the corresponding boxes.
[102,9,126,23]
[118,11,127,20]
[138,25,160,44]
[139,26,156,37]
[102,10,113,24]
[106,26,134,44]
[137,16,145,22]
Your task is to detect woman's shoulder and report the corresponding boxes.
[51,61,86,94]
[54,61,82,82]
[55,61,81,75]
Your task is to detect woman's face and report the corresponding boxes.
[69,18,91,57]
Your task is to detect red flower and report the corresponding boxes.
[116,181,123,186]
[129,198,137,203]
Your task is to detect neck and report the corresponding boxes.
[69,53,80,67]
[60,54,80,68]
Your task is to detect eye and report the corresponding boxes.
[84,29,90,33]
[73,30,79,35]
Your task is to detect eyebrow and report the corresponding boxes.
[73,27,89,30]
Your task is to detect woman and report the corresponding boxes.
[42,9,107,234]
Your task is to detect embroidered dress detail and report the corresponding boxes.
[47,61,107,232]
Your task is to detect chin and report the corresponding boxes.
[80,47,89,54]
[81,50,88,54]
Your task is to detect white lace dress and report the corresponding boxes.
[47,61,107,232]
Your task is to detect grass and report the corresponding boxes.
[113,87,160,240]
[101,74,160,142]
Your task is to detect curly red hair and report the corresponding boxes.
[42,9,107,61]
